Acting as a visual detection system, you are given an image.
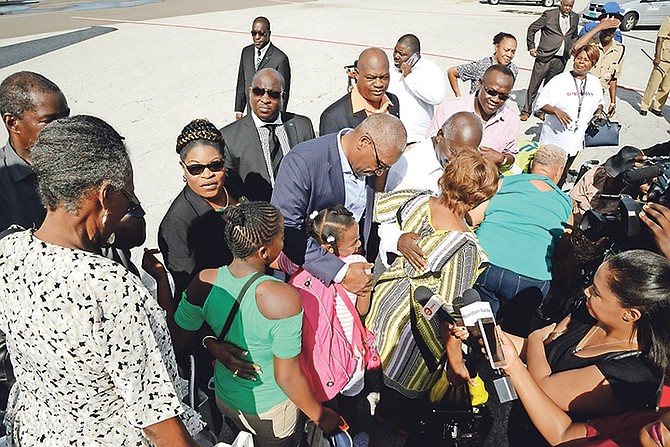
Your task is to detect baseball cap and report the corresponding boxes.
[599,2,624,19]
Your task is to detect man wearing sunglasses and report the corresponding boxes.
[427,65,519,167]
[271,114,406,299]
[222,68,314,202]
[234,17,291,120]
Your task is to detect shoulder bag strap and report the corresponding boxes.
[218,271,265,341]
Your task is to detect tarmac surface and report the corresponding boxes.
[1,0,670,445]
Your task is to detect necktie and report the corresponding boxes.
[266,124,282,175]
[256,49,262,70]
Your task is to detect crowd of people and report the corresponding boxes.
[1,5,670,447]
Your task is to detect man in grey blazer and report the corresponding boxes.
[234,17,291,119]
[271,114,406,295]
[521,0,579,120]
[222,68,314,202]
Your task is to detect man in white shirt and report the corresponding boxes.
[379,111,483,268]
[387,34,445,144]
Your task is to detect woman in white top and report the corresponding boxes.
[535,44,604,177]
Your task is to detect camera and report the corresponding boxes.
[579,156,670,243]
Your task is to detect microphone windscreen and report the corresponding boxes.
[461,288,481,307]
[621,165,664,185]
[414,286,434,305]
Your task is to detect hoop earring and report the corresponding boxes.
[182,175,187,182]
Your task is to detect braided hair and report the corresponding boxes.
[221,201,283,260]
[306,205,356,256]
[175,118,225,160]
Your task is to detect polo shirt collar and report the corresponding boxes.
[351,84,392,115]
[336,128,359,178]
[2,141,34,183]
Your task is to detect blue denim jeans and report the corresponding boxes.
[474,264,550,336]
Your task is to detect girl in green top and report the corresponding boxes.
[172,201,340,447]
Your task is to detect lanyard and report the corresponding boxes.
[572,74,588,125]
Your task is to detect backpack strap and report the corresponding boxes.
[218,271,265,341]
[334,284,365,353]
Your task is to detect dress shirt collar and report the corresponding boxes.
[336,128,359,177]
[351,84,392,115]
[251,110,283,128]
[2,141,34,183]
[256,42,271,64]
[470,94,506,124]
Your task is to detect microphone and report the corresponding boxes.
[414,286,456,324]
[621,165,665,185]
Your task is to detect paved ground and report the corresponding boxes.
[1,0,669,445]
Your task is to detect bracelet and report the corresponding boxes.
[202,335,217,349]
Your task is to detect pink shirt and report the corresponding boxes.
[425,95,520,155]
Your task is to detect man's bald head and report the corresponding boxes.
[356,48,391,106]
[435,112,483,165]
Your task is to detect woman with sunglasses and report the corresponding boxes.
[159,118,243,302]
[535,44,604,183]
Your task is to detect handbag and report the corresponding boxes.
[584,114,621,147]
[334,285,381,370]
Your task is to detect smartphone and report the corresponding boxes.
[478,317,507,369]
[406,52,420,67]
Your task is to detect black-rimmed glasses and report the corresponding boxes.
[251,87,283,100]
[250,31,268,37]
[481,82,510,101]
[119,187,141,213]
[366,133,391,176]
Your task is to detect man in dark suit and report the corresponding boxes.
[234,16,291,120]
[520,0,579,120]
[271,114,406,297]
[222,68,314,202]
[319,47,400,136]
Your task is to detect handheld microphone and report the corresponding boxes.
[414,286,456,324]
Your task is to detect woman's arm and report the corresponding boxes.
[498,329,590,446]
[541,104,572,127]
[447,66,462,97]
[143,416,199,447]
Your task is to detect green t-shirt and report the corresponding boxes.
[174,267,302,414]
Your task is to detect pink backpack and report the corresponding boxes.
[290,269,362,403]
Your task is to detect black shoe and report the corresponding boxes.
[640,110,648,116]
[651,109,664,117]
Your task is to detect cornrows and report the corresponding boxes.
[222,201,283,260]
[175,118,225,155]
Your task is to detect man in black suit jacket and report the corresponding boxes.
[521,0,579,119]
[234,16,291,119]
[320,47,400,136]
[222,68,315,202]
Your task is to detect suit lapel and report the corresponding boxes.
[327,135,346,204]
[242,116,268,179]
[258,43,274,71]
[281,112,298,147]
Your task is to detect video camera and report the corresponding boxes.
[579,156,670,242]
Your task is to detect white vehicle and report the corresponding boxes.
[580,0,670,31]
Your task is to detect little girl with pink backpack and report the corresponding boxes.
[274,205,380,433]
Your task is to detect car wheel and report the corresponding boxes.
[541,0,555,7]
[620,12,638,31]
[488,0,501,5]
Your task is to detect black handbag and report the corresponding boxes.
[584,114,621,147]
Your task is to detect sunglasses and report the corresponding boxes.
[481,83,510,101]
[119,187,141,214]
[251,87,282,100]
[250,31,268,37]
[183,159,225,176]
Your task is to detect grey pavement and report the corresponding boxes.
[0,0,669,444]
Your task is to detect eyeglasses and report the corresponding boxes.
[251,87,282,100]
[366,133,391,176]
[481,83,510,101]
[250,31,268,37]
[119,187,141,214]
[183,159,225,176]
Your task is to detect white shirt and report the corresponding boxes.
[255,43,271,69]
[535,72,603,156]
[378,138,443,266]
[251,111,290,185]
[387,55,445,143]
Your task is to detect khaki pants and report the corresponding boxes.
[641,61,670,112]
[216,397,300,447]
